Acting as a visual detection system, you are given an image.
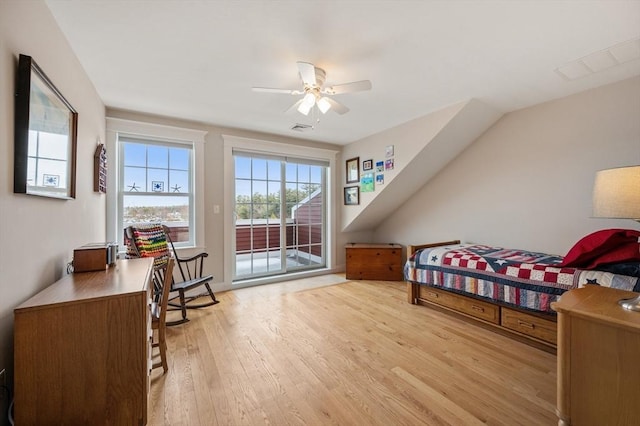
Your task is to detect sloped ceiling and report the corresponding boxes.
[342,99,503,233]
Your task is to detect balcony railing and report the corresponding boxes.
[156,221,320,255]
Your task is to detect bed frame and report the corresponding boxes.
[406,241,557,353]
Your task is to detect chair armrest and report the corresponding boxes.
[172,250,210,282]
[174,251,209,263]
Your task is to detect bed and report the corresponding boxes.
[405,235,640,351]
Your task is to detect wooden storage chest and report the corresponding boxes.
[345,243,403,281]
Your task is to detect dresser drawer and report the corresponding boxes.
[419,286,499,324]
[501,307,557,344]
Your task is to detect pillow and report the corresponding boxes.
[559,229,640,269]
[595,262,640,278]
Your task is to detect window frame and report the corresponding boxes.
[106,118,207,251]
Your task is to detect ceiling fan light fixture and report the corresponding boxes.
[298,92,316,115]
[317,97,331,114]
[298,103,312,115]
[302,92,316,107]
[254,61,371,117]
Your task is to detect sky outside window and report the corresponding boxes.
[123,142,189,195]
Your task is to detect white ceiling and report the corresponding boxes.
[44,0,640,145]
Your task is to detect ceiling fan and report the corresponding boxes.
[252,61,372,116]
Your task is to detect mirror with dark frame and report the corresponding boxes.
[14,54,77,199]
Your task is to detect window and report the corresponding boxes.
[222,134,338,287]
[118,136,194,246]
[107,118,207,251]
[233,152,327,280]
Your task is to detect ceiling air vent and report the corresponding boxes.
[290,123,314,132]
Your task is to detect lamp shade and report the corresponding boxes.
[592,165,640,220]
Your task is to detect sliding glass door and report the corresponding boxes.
[233,152,326,281]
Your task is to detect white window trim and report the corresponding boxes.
[106,118,207,249]
[222,134,339,288]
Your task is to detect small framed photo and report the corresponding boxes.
[344,186,360,205]
[346,157,360,183]
[360,172,374,192]
[152,181,164,192]
[385,158,394,170]
[43,174,60,187]
[385,145,394,158]
[362,159,373,171]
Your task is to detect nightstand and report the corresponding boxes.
[552,285,640,426]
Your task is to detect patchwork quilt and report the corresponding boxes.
[405,244,640,313]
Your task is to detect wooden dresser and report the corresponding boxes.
[552,285,640,426]
[345,243,403,281]
[14,258,154,426]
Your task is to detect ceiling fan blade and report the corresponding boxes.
[297,62,317,87]
[325,97,350,115]
[252,87,302,95]
[284,99,304,114]
[323,80,372,95]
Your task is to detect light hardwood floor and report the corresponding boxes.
[149,275,557,425]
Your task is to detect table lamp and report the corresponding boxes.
[592,165,640,311]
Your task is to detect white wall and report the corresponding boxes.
[0,0,106,418]
[375,76,640,256]
[339,102,465,230]
[334,103,470,263]
[338,99,503,233]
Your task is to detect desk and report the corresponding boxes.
[14,258,154,425]
[552,285,640,426]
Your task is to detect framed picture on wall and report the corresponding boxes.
[362,159,373,171]
[346,157,360,183]
[14,54,78,199]
[385,145,394,158]
[360,172,374,192]
[385,158,394,170]
[344,186,359,205]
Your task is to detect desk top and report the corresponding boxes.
[552,285,640,333]
[15,258,153,312]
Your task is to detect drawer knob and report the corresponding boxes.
[428,292,439,298]
[471,305,485,313]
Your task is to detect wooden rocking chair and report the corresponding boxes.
[125,224,219,325]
